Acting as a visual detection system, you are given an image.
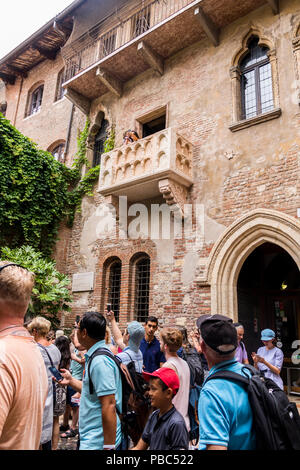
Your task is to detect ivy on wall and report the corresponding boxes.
[0,113,114,255]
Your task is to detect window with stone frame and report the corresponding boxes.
[108,260,122,322]
[51,143,65,163]
[55,69,66,102]
[93,119,109,167]
[27,84,44,116]
[134,256,150,323]
[240,37,274,120]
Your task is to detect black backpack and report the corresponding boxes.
[181,346,204,387]
[205,364,300,450]
[181,347,204,443]
[88,348,151,448]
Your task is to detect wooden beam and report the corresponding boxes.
[96,67,123,97]
[137,41,164,76]
[7,66,28,79]
[0,72,16,85]
[64,88,91,116]
[194,6,219,47]
[266,0,279,15]
[32,46,57,60]
[53,20,67,42]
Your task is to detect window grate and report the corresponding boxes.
[135,258,150,323]
[108,262,122,322]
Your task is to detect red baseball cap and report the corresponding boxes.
[142,367,180,396]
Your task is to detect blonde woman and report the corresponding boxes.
[28,316,61,450]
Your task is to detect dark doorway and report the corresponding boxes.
[237,243,300,391]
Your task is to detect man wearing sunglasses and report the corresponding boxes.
[0,262,48,450]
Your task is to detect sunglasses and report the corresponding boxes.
[0,263,27,273]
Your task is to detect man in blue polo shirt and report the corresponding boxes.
[58,312,122,450]
[196,314,256,450]
[140,316,165,373]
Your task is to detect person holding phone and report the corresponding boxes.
[252,329,284,390]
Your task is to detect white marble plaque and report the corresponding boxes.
[72,272,94,292]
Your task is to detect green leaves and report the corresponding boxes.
[1,245,72,328]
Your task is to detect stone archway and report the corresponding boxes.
[205,209,300,320]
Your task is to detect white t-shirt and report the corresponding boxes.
[163,356,190,431]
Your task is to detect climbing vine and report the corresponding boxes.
[0,113,114,255]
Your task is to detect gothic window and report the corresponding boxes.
[55,69,66,102]
[27,84,44,116]
[134,256,150,323]
[108,260,122,322]
[51,143,65,162]
[240,37,274,120]
[93,119,109,167]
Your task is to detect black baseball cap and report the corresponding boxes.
[196,314,238,355]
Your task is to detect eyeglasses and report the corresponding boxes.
[0,263,27,273]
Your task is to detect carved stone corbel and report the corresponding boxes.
[158,179,189,217]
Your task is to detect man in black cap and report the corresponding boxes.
[196,314,256,451]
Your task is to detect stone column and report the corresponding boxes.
[292,37,300,105]
[229,66,242,122]
[268,49,280,109]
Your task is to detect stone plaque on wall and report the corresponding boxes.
[72,272,94,292]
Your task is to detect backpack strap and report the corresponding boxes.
[38,343,54,367]
[123,351,133,362]
[205,370,250,386]
[88,347,121,395]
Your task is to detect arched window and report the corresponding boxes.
[108,260,122,322]
[55,69,66,102]
[27,84,44,116]
[93,119,109,167]
[134,256,150,323]
[51,143,65,162]
[240,37,274,120]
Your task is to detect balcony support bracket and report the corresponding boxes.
[194,6,219,47]
[137,41,164,76]
[96,67,123,97]
[64,88,91,116]
[266,0,279,15]
[158,178,189,218]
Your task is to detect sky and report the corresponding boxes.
[0,1,75,60]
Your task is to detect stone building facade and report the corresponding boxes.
[1,0,300,387]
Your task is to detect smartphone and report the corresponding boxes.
[107,303,112,312]
[49,366,63,382]
[76,315,80,324]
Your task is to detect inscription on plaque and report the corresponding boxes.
[72,272,94,292]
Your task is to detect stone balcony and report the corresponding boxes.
[98,128,193,213]
[62,0,274,113]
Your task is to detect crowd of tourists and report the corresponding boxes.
[0,262,299,451]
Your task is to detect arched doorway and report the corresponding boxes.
[237,242,300,393]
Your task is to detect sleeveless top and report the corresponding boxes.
[164,356,190,431]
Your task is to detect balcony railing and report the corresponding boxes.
[98,127,193,203]
[63,0,195,82]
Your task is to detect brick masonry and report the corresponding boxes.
[2,0,300,331]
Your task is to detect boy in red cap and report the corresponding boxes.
[131,368,189,450]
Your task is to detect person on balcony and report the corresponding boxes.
[123,130,140,145]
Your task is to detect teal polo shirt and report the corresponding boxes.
[79,340,122,450]
[198,359,256,450]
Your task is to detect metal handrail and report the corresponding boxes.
[63,0,195,82]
